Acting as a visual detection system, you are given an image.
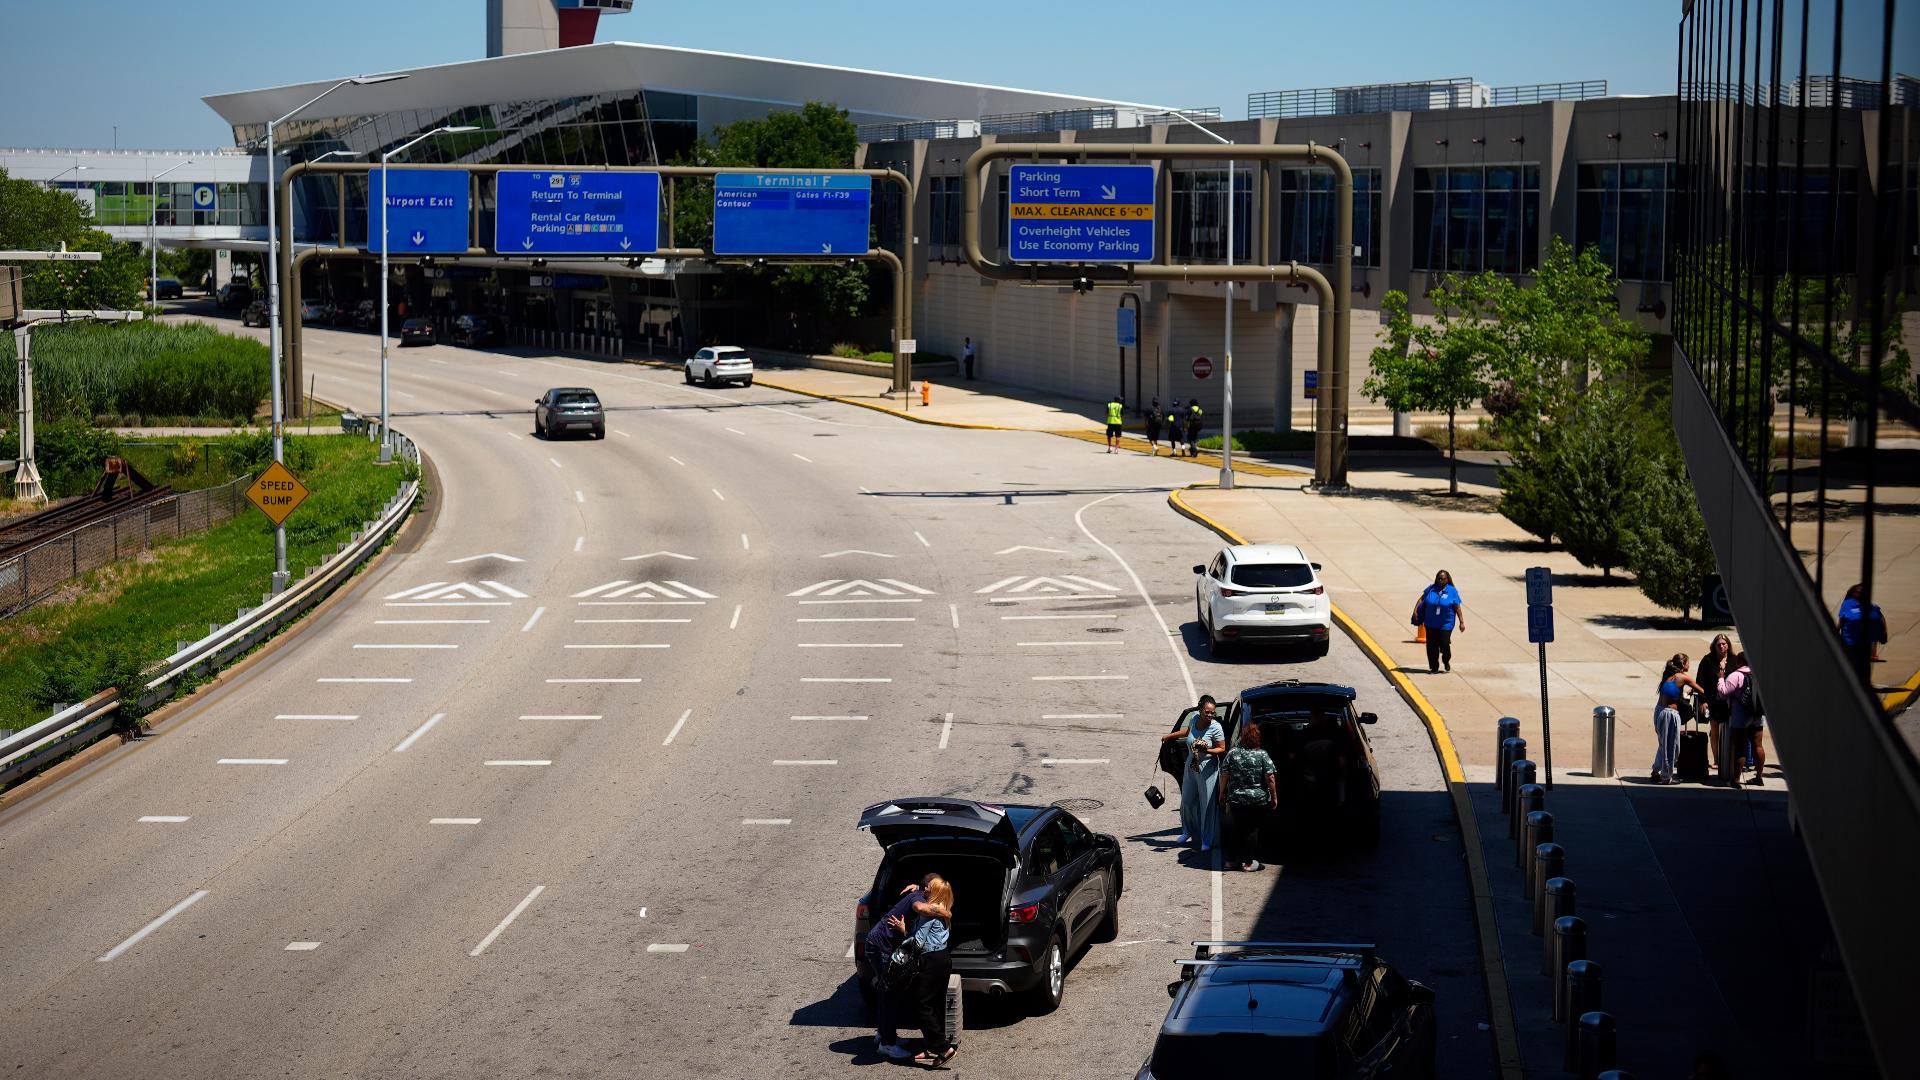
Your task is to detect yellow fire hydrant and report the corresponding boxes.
[921,381,931,407]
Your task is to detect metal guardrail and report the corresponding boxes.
[0,430,421,790]
[1489,80,1609,105]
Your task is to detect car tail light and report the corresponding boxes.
[1008,904,1040,924]
[1305,585,1325,595]
[855,900,869,920]
[1219,587,1244,598]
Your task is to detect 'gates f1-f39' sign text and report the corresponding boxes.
[1007,164,1155,264]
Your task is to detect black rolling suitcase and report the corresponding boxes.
[1677,717,1711,783]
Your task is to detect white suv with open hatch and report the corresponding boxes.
[1193,543,1331,658]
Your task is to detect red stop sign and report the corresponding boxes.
[1192,355,1213,380]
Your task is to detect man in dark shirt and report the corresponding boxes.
[865,874,949,1059]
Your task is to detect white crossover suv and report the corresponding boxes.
[1193,544,1331,658]
[685,345,754,387]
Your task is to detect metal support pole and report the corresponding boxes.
[379,156,392,464]
[266,118,288,592]
[1591,706,1617,779]
[1222,152,1235,489]
[1540,641,1554,788]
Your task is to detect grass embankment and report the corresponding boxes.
[0,434,408,731]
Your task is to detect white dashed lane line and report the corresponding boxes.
[669,456,686,466]
[772,759,839,766]
[218,758,287,765]
[1042,758,1111,766]
[285,941,322,952]
[549,457,563,469]
[564,643,670,649]
[940,711,954,750]
[914,531,931,547]
[793,453,813,463]
[662,708,693,746]
[97,890,209,963]
[137,816,190,823]
[741,533,750,551]
[647,943,690,953]
[430,818,483,826]
[520,606,547,632]
[742,819,792,826]
[574,535,585,553]
[484,760,552,767]
[730,604,742,630]
[711,488,725,501]
[575,490,585,504]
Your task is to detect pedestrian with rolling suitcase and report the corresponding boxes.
[1651,653,1706,785]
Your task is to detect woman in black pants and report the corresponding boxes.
[902,877,957,1067]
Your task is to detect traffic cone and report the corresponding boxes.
[1415,624,1427,644]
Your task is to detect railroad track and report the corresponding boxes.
[0,459,174,560]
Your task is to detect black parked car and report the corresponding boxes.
[1162,680,1382,850]
[151,277,182,300]
[1136,941,1436,1079]
[216,282,253,310]
[398,317,435,346]
[351,299,380,331]
[852,797,1122,1014]
[452,314,496,347]
[240,299,271,328]
[534,386,604,439]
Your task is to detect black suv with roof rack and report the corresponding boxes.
[1137,941,1436,1079]
[852,797,1122,1015]
[1161,679,1383,849]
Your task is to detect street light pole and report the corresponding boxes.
[148,159,193,305]
[1167,112,1238,489]
[378,125,477,463]
[264,72,405,591]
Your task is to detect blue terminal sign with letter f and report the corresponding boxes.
[368,170,471,254]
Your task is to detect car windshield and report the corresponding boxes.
[403,319,428,329]
[1148,1032,1335,1078]
[1243,693,1352,725]
[554,392,599,407]
[1230,563,1315,588]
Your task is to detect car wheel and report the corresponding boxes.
[1313,639,1331,660]
[593,425,606,440]
[705,368,720,388]
[684,366,695,385]
[1028,935,1066,1015]
[740,378,753,387]
[534,417,545,439]
[1206,619,1231,658]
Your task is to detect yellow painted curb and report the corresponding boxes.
[1884,667,1920,714]
[749,375,1015,431]
[1166,486,1525,1080]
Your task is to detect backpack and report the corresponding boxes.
[1741,673,1765,720]
[880,936,925,992]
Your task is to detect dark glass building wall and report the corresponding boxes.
[1675,0,1916,706]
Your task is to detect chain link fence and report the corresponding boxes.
[0,474,250,617]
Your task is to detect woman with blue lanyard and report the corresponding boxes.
[1160,695,1226,851]
[1414,570,1466,674]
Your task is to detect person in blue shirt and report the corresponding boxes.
[1414,570,1466,674]
[1160,695,1226,851]
[1837,583,1888,678]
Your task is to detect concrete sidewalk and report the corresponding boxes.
[750,359,1863,1077]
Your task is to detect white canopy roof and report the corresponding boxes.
[203,41,1161,129]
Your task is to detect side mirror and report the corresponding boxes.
[1359,712,1378,725]
[1167,980,1183,999]
[1192,564,1206,576]
[1094,833,1119,850]
[1311,562,1323,571]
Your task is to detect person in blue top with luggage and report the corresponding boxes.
[1651,653,1706,784]
[1413,570,1466,674]
[1837,583,1888,678]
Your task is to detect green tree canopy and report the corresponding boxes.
[1623,430,1717,618]
[0,168,147,311]
[1363,287,1491,494]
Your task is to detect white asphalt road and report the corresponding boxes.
[0,312,1492,1078]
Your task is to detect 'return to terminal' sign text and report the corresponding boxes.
[245,461,310,526]
[1008,164,1156,264]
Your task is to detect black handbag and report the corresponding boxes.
[881,936,925,992]
[1144,758,1167,809]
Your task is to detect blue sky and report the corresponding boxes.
[0,0,1906,149]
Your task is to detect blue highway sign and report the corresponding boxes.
[1008,164,1155,263]
[1527,604,1555,644]
[368,170,470,255]
[1525,566,1554,608]
[495,170,660,256]
[1116,305,1137,348]
[713,174,871,256]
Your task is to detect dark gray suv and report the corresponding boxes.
[534,386,604,439]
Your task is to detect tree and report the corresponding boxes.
[1624,435,1717,619]
[0,168,146,312]
[1364,287,1490,495]
[1543,378,1659,577]
[1473,236,1651,446]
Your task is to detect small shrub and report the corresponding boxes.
[0,421,124,498]
[1196,431,1317,453]
[864,351,893,365]
[829,342,866,359]
[166,440,204,476]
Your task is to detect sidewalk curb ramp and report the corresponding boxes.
[1167,485,1525,1080]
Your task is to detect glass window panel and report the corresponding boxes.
[1414,189,1442,270]
[1446,181,1482,272]
[1577,190,1615,267]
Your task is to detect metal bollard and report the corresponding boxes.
[1531,842,1565,911]
[1563,960,1603,1036]
[1511,782,1546,842]
[1543,910,1589,991]
[1522,810,1554,875]
[1499,736,1528,807]
[1496,717,1520,775]
[1507,760,1536,821]
[1591,706,1617,778]
[1539,877,1576,953]
[1573,1011,1617,1078]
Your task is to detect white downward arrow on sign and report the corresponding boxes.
[1100,185,1117,200]
[410,231,426,246]
[821,242,833,254]
[522,237,535,250]
[620,237,632,250]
